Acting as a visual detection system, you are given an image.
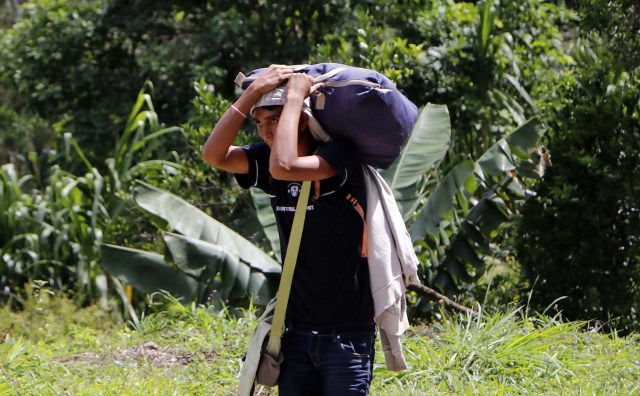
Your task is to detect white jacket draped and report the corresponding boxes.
[363,165,420,371]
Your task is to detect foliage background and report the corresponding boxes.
[0,0,638,332]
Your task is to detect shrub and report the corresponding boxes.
[516,39,640,332]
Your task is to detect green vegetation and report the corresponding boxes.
[516,15,640,333]
[1,291,639,395]
[1,0,639,383]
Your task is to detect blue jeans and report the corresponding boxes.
[278,326,376,396]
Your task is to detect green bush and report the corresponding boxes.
[0,0,133,165]
[516,39,640,332]
[402,0,575,161]
[0,83,182,308]
[0,0,378,165]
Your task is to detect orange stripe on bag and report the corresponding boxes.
[346,193,367,258]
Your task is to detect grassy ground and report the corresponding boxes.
[1,288,639,395]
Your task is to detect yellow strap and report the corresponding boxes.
[265,180,312,357]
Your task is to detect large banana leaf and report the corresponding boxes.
[250,188,280,261]
[163,232,273,305]
[133,180,280,274]
[101,182,280,309]
[412,118,545,241]
[102,232,275,306]
[101,244,199,301]
[410,159,476,241]
[380,104,452,220]
[464,189,511,239]
[475,118,545,179]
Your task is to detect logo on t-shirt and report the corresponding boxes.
[287,182,302,197]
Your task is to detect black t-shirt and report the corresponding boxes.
[235,141,374,331]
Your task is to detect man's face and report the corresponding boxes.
[252,106,283,148]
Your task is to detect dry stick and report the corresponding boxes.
[406,283,480,318]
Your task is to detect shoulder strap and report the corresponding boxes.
[264,180,312,358]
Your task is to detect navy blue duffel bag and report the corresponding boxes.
[235,63,419,169]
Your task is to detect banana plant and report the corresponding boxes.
[101,181,280,311]
[379,104,452,221]
[409,118,548,315]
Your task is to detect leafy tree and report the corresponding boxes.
[0,0,377,165]
[0,0,142,166]
[516,38,640,332]
[570,0,640,72]
[312,0,428,85]
[402,0,574,160]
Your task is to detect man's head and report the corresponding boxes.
[251,85,330,148]
[252,105,309,148]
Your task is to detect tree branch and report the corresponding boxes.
[407,283,480,318]
[9,0,22,23]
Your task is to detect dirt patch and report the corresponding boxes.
[60,341,219,368]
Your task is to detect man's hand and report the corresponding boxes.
[252,64,295,95]
[286,73,324,100]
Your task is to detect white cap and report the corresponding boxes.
[251,85,332,143]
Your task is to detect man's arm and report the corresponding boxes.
[202,65,295,174]
[269,74,338,181]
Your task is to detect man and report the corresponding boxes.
[202,65,375,395]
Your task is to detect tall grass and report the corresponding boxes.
[1,290,639,395]
[374,306,640,395]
